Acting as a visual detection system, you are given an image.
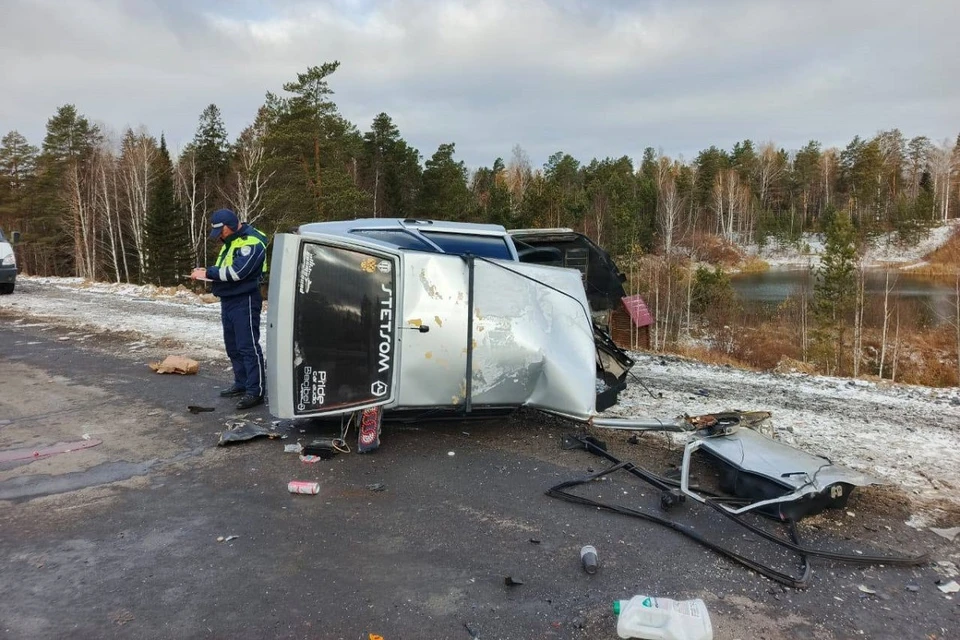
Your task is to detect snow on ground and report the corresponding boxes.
[2,275,959,519]
[747,219,960,269]
[1,276,252,361]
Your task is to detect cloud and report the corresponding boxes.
[1,0,957,167]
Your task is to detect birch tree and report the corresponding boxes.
[756,142,785,210]
[656,156,683,255]
[175,147,205,266]
[930,139,958,221]
[224,122,273,227]
[506,144,532,217]
[878,272,898,378]
[119,129,157,278]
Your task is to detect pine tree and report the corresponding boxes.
[36,105,100,276]
[144,135,189,285]
[260,62,366,228]
[418,143,470,220]
[0,131,39,231]
[470,157,511,225]
[193,104,230,182]
[813,208,857,373]
[543,152,585,229]
[362,113,421,218]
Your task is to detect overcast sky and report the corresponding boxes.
[2,0,958,167]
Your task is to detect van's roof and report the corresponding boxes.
[298,218,508,237]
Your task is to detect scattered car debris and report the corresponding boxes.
[224,535,238,542]
[906,583,921,592]
[299,454,322,463]
[448,451,455,457]
[858,585,877,595]
[357,406,382,453]
[937,580,959,594]
[529,538,541,545]
[366,483,386,492]
[287,481,320,495]
[217,421,282,446]
[930,526,960,542]
[283,443,303,454]
[580,545,598,574]
[303,438,344,459]
[187,405,215,414]
[548,433,928,588]
[503,576,523,586]
[149,355,199,375]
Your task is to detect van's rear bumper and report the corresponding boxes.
[0,265,16,284]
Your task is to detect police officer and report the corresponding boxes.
[191,209,268,410]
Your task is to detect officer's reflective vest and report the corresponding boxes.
[216,228,269,276]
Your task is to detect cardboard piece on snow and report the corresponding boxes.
[150,355,200,375]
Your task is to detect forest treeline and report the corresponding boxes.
[1,61,959,285]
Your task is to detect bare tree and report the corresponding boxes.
[820,148,837,214]
[955,275,960,384]
[878,271,898,378]
[929,139,958,221]
[656,156,684,255]
[119,129,157,278]
[756,142,784,209]
[852,259,867,378]
[891,307,901,382]
[92,142,122,282]
[712,171,726,239]
[223,122,273,227]
[505,144,532,215]
[176,147,206,266]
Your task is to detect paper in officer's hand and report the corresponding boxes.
[189,268,211,282]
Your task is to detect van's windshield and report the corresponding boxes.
[0,229,6,242]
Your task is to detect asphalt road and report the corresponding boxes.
[0,321,957,639]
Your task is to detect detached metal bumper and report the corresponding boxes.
[0,265,16,284]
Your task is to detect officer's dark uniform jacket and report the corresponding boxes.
[205,223,268,294]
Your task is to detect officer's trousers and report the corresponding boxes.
[220,290,265,397]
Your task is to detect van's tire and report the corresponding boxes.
[0,282,14,294]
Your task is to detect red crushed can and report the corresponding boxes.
[287,481,319,495]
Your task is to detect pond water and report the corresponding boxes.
[730,269,958,326]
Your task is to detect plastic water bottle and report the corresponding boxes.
[613,595,713,640]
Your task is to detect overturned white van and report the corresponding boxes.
[265,218,635,422]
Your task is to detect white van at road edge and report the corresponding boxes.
[0,228,18,294]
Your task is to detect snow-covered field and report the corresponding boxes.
[748,219,960,269]
[2,275,959,522]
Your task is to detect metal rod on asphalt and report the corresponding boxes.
[589,416,690,432]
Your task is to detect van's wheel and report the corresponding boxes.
[0,282,13,294]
